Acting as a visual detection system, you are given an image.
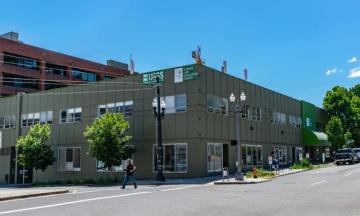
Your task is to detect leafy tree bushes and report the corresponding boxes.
[84,113,133,178]
[16,124,56,183]
[323,84,360,148]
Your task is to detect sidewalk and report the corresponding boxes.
[0,186,69,201]
[214,168,307,185]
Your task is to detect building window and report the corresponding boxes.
[60,107,82,123]
[58,147,81,171]
[155,94,187,114]
[207,143,223,172]
[4,52,39,70]
[241,145,262,167]
[296,117,302,128]
[251,107,261,121]
[45,63,66,76]
[241,105,250,119]
[207,95,228,115]
[0,115,16,129]
[272,111,287,125]
[71,68,98,82]
[21,111,53,127]
[153,143,187,172]
[98,101,134,117]
[306,117,312,128]
[3,73,39,90]
[104,76,114,80]
[96,160,126,172]
[273,146,287,165]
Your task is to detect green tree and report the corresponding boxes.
[16,124,55,183]
[325,116,346,151]
[323,84,360,147]
[84,113,133,177]
[323,86,351,126]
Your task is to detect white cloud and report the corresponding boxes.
[348,67,360,78]
[325,68,337,76]
[347,57,357,63]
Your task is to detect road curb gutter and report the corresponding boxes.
[0,190,69,201]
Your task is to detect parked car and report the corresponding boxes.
[353,148,360,162]
[334,148,358,165]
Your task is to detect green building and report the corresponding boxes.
[0,64,330,184]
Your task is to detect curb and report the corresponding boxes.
[214,179,272,185]
[0,190,69,201]
[273,169,309,178]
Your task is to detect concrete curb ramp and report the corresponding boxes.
[0,190,69,201]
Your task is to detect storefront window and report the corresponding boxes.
[207,143,223,172]
[241,145,263,167]
[154,143,187,172]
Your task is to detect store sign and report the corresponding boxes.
[142,70,164,84]
[173,66,198,83]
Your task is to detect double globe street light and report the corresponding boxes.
[152,77,166,182]
[229,91,246,181]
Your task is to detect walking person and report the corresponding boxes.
[121,159,137,189]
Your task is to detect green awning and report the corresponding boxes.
[303,129,331,146]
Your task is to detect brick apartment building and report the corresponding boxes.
[0,32,129,96]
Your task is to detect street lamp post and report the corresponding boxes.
[152,77,166,182]
[229,91,246,181]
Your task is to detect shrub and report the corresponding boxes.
[291,159,314,169]
[245,168,275,178]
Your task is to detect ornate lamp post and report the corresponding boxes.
[152,77,166,181]
[229,91,246,180]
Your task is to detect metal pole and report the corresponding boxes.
[235,102,244,180]
[156,77,165,182]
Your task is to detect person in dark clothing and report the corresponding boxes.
[121,159,137,189]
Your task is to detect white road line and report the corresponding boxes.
[161,185,203,192]
[311,180,328,186]
[0,191,151,215]
[344,171,354,177]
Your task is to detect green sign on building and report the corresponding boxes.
[142,70,164,84]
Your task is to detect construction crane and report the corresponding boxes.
[192,45,204,65]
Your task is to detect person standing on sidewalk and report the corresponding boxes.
[121,159,137,189]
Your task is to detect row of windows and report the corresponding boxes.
[207,95,228,115]
[4,52,39,70]
[273,111,302,128]
[0,116,15,129]
[98,101,134,117]
[22,111,53,127]
[57,144,188,173]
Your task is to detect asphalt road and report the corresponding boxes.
[0,164,359,216]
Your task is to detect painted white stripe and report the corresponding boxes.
[311,180,328,186]
[0,191,151,215]
[344,171,354,177]
[161,185,202,192]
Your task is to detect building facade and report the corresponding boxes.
[0,64,329,184]
[0,32,129,96]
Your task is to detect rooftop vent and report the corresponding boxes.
[0,32,20,42]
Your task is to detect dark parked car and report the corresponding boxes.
[334,148,358,165]
[353,148,360,162]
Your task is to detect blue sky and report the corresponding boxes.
[1,0,359,107]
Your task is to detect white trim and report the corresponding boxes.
[152,143,188,173]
